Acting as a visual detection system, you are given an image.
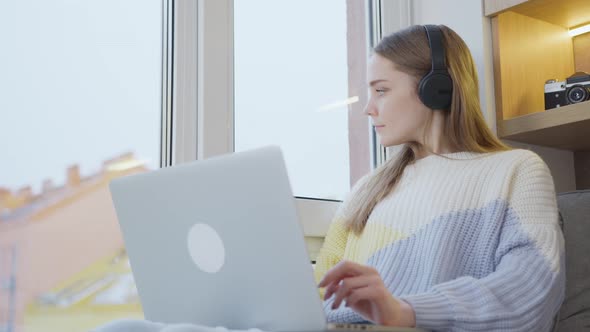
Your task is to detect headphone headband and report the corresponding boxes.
[424,25,447,73]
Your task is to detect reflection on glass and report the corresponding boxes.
[234,0,371,201]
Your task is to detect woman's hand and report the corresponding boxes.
[318,260,416,327]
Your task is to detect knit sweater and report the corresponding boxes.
[313,149,565,332]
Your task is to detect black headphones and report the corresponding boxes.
[418,25,453,110]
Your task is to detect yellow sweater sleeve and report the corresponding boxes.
[313,173,371,299]
[313,220,350,299]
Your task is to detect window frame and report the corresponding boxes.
[163,0,412,236]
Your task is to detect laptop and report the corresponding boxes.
[109,146,427,332]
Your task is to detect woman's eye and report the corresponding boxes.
[375,89,386,96]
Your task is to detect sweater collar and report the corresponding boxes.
[412,151,491,164]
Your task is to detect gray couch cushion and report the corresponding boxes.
[556,190,590,331]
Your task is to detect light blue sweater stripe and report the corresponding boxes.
[323,199,565,331]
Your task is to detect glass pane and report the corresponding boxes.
[234,0,372,201]
[0,1,162,331]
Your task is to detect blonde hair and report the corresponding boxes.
[344,25,512,235]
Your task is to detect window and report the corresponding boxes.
[0,1,162,331]
[234,0,373,201]
[187,0,382,239]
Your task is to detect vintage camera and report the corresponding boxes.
[544,72,590,110]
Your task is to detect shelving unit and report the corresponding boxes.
[485,0,590,189]
[485,0,590,26]
[498,102,590,151]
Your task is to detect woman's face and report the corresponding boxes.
[364,54,432,147]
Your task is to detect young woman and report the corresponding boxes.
[95,24,564,332]
[315,24,565,331]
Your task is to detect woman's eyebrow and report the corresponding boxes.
[369,79,389,87]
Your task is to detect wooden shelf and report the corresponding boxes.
[485,0,590,29]
[488,0,590,151]
[498,101,590,151]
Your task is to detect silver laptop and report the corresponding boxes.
[109,146,426,332]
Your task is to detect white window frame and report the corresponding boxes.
[375,0,414,162]
[162,0,412,237]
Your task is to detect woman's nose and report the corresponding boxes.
[363,103,376,116]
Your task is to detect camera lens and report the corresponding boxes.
[566,85,590,104]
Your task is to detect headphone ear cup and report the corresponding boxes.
[418,72,453,110]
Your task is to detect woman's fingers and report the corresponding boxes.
[318,260,374,288]
[324,281,340,300]
[333,277,366,307]
[330,275,368,309]
[345,285,379,307]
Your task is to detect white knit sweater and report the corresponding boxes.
[314,149,565,331]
